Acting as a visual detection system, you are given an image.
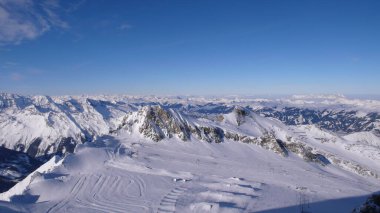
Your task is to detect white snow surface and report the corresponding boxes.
[1,133,379,213]
[0,93,380,212]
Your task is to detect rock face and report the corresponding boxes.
[234,107,249,126]
[259,133,288,157]
[195,126,225,143]
[224,131,288,157]
[124,105,226,143]
[124,107,313,161]
[0,147,43,193]
[283,142,330,165]
[138,105,191,142]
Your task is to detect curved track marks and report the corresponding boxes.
[157,185,187,213]
[47,173,152,213]
[46,175,87,213]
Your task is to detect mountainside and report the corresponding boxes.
[0,93,380,212]
[0,147,43,193]
[1,93,379,176]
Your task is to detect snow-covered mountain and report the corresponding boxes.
[0,147,43,193]
[0,93,379,212]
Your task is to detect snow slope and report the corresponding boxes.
[0,93,380,212]
[0,133,379,212]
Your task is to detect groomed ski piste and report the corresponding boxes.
[0,131,379,213]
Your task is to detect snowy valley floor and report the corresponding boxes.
[1,133,379,213]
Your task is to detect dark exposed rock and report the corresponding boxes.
[234,107,249,126]
[56,137,77,155]
[224,130,287,156]
[304,152,330,165]
[225,132,240,141]
[138,105,192,142]
[284,142,330,165]
[240,136,257,144]
[198,126,224,143]
[26,138,42,157]
[258,133,288,157]
[131,105,228,143]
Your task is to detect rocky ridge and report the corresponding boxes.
[1,93,379,180]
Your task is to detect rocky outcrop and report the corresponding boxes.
[283,142,330,165]
[123,105,228,143]
[234,107,249,126]
[282,140,378,177]
[137,105,192,142]
[258,133,288,157]
[128,106,288,153]
[221,130,288,156]
[125,106,344,167]
[26,138,42,157]
[325,154,378,178]
[193,126,224,143]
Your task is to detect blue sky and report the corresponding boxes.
[0,0,379,96]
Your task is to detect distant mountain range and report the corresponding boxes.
[0,93,379,212]
[1,93,379,182]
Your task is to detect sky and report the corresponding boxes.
[0,0,379,96]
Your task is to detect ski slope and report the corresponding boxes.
[1,132,379,213]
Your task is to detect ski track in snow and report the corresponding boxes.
[157,185,187,213]
[38,139,270,213]
[47,173,151,213]
[1,133,380,213]
[46,144,153,213]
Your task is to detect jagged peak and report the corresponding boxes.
[0,94,379,180]
[0,93,33,109]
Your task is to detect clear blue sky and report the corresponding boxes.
[0,0,379,95]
